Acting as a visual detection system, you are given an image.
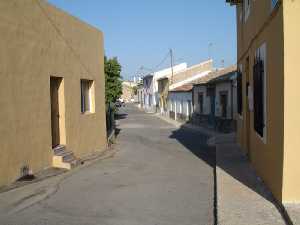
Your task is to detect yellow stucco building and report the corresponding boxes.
[226,0,300,203]
[0,1,107,187]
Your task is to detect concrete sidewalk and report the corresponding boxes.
[285,204,300,225]
[213,133,293,225]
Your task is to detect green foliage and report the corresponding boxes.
[132,86,138,95]
[105,56,122,104]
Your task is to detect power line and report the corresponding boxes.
[35,0,93,76]
[134,49,183,80]
[152,51,171,71]
[135,50,171,78]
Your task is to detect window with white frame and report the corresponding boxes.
[244,0,251,22]
[80,79,95,113]
[253,43,267,141]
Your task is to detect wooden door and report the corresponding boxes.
[50,77,61,148]
[220,92,228,118]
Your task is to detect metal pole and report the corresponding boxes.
[170,49,174,84]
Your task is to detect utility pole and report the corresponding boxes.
[170,49,174,84]
[208,43,213,60]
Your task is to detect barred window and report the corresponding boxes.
[271,0,279,9]
[237,70,243,115]
[253,43,267,139]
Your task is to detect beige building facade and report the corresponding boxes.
[121,81,137,103]
[0,1,107,187]
[227,0,300,203]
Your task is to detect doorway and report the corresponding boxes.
[207,86,216,126]
[50,77,65,148]
[220,91,228,118]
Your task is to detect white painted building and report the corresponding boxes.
[152,63,187,106]
[192,66,237,132]
[142,74,156,113]
[169,59,213,90]
[193,85,211,115]
[168,84,193,122]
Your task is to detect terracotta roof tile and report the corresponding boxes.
[193,65,237,85]
[170,84,193,92]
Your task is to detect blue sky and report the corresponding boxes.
[48,0,236,80]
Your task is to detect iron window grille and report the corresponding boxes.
[253,59,265,137]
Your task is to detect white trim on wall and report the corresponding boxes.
[244,0,251,22]
[255,42,267,144]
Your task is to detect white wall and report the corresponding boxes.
[168,92,192,120]
[215,82,233,119]
[152,63,187,106]
[169,70,210,90]
[193,86,211,115]
[193,82,237,119]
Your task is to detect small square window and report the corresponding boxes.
[80,79,95,114]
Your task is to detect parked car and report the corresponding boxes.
[116,100,125,108]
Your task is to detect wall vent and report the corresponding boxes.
[18,165,35,181]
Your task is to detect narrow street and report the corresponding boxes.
[0,104,216,225]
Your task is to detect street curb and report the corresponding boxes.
[212,139,294,225]
[213,149,218,225]
[0,147,116,195]
[0,147,117,215]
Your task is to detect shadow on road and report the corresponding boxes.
[169,126,216,168]
[169,124,217,225]
[169,120,287,223]
[115,112,128,120]
[114,112,128,138]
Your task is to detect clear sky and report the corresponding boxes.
[48,0,236,80]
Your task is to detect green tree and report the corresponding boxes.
[104,56,122,104]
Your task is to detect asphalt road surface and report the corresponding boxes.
[0,104,216,225]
